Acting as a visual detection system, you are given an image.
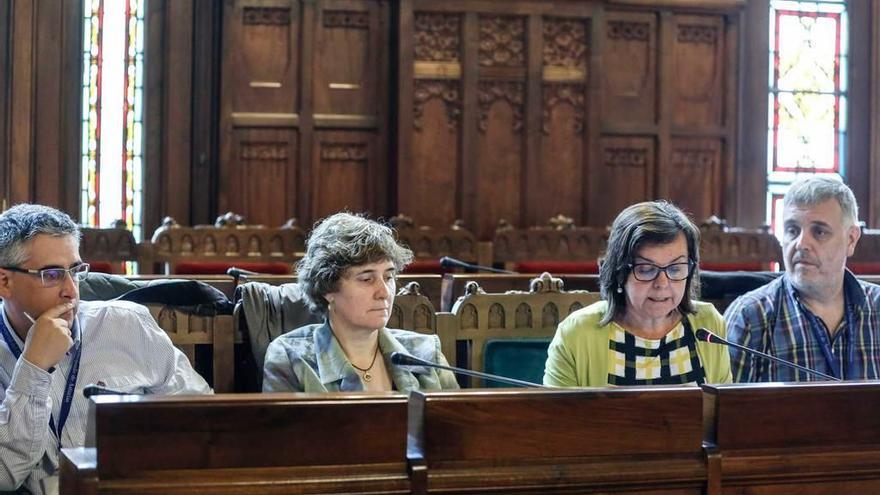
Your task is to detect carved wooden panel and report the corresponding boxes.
[666,138,721,222]
[225,3,299,113]
[673,15,724,128]
[478,16,526,68]
[313,3,380,115]
[476,80,525,237]
[410,82,461,227]
[537,16,590,225]
[603,11,656,125]
[312,132,373,219]
[592,136,655,226]
[229,130,298,227]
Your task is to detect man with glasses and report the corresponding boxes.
[725,176,880,382]
[0,204,210,494]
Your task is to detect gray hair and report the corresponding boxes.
[599,201,701,326]
[784,175,859,227]
[297,212,413,315]
[0,204,81,267]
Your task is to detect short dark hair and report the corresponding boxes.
[0,204,81,268]
[297,212,413,315]
[599,201,701,326]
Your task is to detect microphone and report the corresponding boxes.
[694,328,841,381]
[83,384,129,398]
[439,256,516,274]
[389,352,546,388]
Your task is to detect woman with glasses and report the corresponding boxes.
[544,201,732,387]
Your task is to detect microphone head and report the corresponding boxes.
[390,352,423,366]
[439,256,456,268]
[694,328,717,343]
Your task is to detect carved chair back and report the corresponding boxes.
[699,216,783,271]
[436,272,601,387]
[148,213,306,275]
[491,215,608,273]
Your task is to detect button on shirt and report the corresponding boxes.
[0,300,212,494]
[724,270,880,382]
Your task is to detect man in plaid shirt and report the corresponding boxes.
[725,176,880,382]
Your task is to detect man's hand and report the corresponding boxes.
[21,302,75,371]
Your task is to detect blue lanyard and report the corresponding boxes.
[799,295,856,380]
[0,315,81,447]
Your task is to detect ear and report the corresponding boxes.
[0,268,14,300]
[846,224,861,257]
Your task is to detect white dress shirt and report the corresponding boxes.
[0,300,212,494]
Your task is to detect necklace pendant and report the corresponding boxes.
[363,371,372,382]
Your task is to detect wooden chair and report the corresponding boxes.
[390,214,490,273]
[699,216,783,271]
[80,221,145,274]
[436,272,601,387]
[144,305,235,393]
[491,215,609,274]
[148,213,305,275]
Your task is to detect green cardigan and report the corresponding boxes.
[543,300,732,387]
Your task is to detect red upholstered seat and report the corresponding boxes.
[514,261,599,275]
[172,261,293,275]
[847,262,880,275]
[700,262,768,272]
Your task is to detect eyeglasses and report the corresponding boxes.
[628,261,693,282]
[2,263,90,287]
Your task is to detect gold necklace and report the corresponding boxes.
[350,339,381,382]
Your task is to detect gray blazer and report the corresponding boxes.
[262,322,459,393]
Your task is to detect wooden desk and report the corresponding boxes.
[407,387,707,494]
[702,381,880,494]
[61,393,409,494]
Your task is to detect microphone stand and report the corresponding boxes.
[390,352,545,388]
[439,256,517,274]
[697,329,841,381]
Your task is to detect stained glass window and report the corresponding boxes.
[80,0,145,243]
[767,0,847,237]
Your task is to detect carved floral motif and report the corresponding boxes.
[542,84,585,134]
[603,147,648,168]
[243,7,291,26]
[543,18,588,69]
[240,142,288,161]
[320,143,368,162]
[414,13,461,61]
[414,80,461,131]
[607,20,649,42]
[479,16,526,67]
[671,149,715,168]
[323,10,369,29]
[478,81,524,133]
[678,25,717,45]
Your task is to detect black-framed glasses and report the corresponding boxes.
[628,261,693,282]
[2,263,90,287]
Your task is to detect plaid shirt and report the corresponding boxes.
[724,270,880,382]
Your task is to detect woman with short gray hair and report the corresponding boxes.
[544,201,732,387]
[263,212,458,392]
